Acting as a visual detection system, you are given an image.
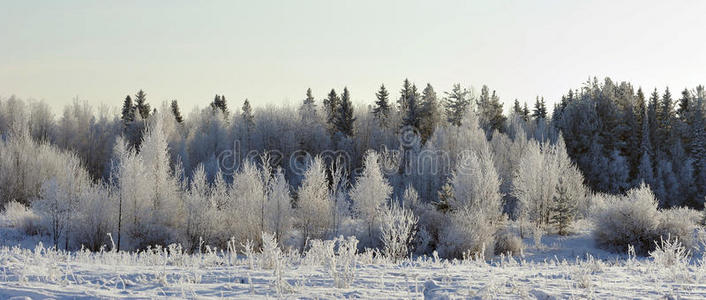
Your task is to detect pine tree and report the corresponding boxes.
[242,99,255,131]
[335,87,355,137]
[690,86,706,205]
[170,100,183,123]
[398,79,413,112]
[373,84,391,126]
[121,95,135,124]
[323,89,340,134]
[435,182,454,213]
[550,178,574,236]
[300,88,317,122]
[677,88,691,121]
[657,88,675,154]
[647,88,660,153]
[210,95,228,116]
[400,80,422,131]
[134,90,151,119]
[419,83,440,142]
[522,102,530,121]
[444,83,470,126]
[477,85,505,132]
[512,99,523,115]
[532,96,547,120]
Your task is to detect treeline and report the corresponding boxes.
[0,77,702,257]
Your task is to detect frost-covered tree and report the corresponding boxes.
[379,203,418,261]
[266,169,293,245]
[350,151,392,245]
[296,157,333,244]
[449,149,503,220]
[139,116,183,246]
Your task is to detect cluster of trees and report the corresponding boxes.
[555,78,706,208]
[0,76,702,257]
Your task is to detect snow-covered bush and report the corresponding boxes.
[1,200,40,235]
[438,208,495,259]
[594,184,700,255]
[379,203,418,261]
[302,236,358,288]
[649,236,690,268]
[593,184,660,255]
[260,232,282,270]
[657,207,698,250]
[494,230,523,256]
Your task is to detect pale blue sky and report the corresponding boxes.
[1,0,705,113]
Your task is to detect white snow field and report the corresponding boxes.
[1,223,706,299]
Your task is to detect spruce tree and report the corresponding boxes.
[522,102,530,121]
[121,95,135,124]
[242,99,255,131]
[170,100,183,123]
[647,89,660,152]
[134,90,151,119]
[372,84,391,126]
[443,83,470,126]
[532,96,547,120]
[398,79,413,113]
[210,95,228,116]
[677,88,691,121]
[512,99,523,115]
[299,88,318,123]
[323,89,340,134]
[399,80,422,131]
[550,178,574,236]
[658,88,676,154]
[419,83,440,142]
[487,90,506,133]
[335,87,355,137]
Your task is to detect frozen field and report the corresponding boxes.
[1,224,705,299]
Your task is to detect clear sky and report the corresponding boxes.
[1,0,705,113]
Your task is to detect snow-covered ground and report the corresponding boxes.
[1,222,705,299]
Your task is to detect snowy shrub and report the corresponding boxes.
[302,236,359,288]
[594,184,700,255]
[649,236,690,268]
[593,184,660,255]
[260,232,282,270]
[379,204,418,261]
[438,208,495,259]
[1,200,40,235]
[657,208,698,250]
[494,230,523,256]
